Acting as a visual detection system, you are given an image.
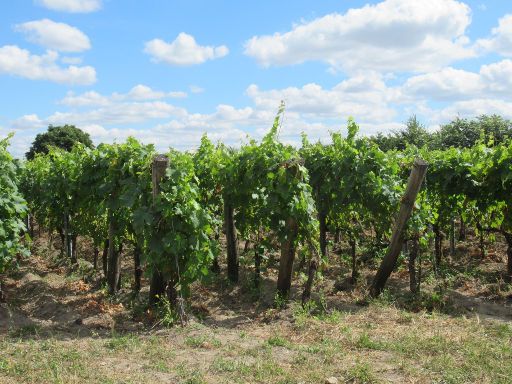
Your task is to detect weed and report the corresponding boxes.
[9,324,41,338]
[274,291,287,309]
[105,333,141,351]
[184,334,221,348]
[347,360,378,383]
[356,332,386,350]
[267,335,290,348]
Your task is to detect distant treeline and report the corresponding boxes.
[370,115,512,151]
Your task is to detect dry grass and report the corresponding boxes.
[1,305,511,383]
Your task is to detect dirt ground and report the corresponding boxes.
[1,232,511,383]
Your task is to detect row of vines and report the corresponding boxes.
[2,108,512,317]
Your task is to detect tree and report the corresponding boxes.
[432,115,512,149]
[26,125,94,160]
[371,115,431,151]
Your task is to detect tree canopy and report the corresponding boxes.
[371,114,512,151]
[26,125,94,160]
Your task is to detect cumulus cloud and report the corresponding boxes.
[246,72,399,123]
[401,60,512,101]
[144,33,229,66]
[35,0,102,13]
[47,101,186,126]
[0,45,96,85]
[127,84,186,100]
[244,0,474,73]
[476,14,512,56]
[60,91,110,107]
[60,85,187,107]
[10,114,45,130]
[61,56,83,64]
[15,19,91,52]
[10,55,512,158]
[435,99,512,123]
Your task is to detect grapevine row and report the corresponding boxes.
[1,112,511,317]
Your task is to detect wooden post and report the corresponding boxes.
[504,232,512,282]
[370,158,428,297]
[319,210,328,258]
[133,243,142,293]
[433,222,443,273]
[459,214,466,240]
[253,231,262,287]
[277,217,298,297]
[301,243,320,305]
[63,213,69,259]
[71,234,77,264]
[0,280,4,302]
[349,237,358,282]
[408,235,420,294]
[93,245,99,270]
[450,218,455,256]
[102,238,109,277]
[107,211,121,294]
[149,154,169,306]
[224,199,239,283]
[210,230,221,273]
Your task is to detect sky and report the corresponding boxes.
[1,0,512,157]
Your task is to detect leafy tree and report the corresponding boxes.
[371,115,431,151]
[432,115,512,149]
[26,125,94,160]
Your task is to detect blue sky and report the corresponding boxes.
[1,0,512,157]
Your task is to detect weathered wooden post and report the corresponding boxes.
[149,154,169,306]
[277,217,298,297]
[224,199,239,283]
[107,209,121,294]
[408,234,420,294]
[449,217,456,255]
[370,158,428,297]
[319,209,328,258]
[301,242,320,305]
[133,243,142,292]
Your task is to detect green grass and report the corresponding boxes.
[184,334,221,348]
[1,305,511,383]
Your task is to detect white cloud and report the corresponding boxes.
[401,60,512,101]
[61,56,83,64]
[190,85,205,94]
[15,19,91,52]
[246,72,399,123]
[60,85,187,107]
[144,33,229,66]
[11,57,512,158]
[435,99,512,123]
[127,84,186,100]
[8,74,412,155]
[81,123,108,136]
[127,84,166,100]
[480,60,512,92]
[401,67,483,101]
[35,0,102,13]
[60,91,110,107]
[47,101,186,126]
[168,91,188,98]
[244,0,474,73]
[477,14,512,56]
[10,114,45,130]
[0,45,96,85]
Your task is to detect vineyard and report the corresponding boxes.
[1,111,512,383]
